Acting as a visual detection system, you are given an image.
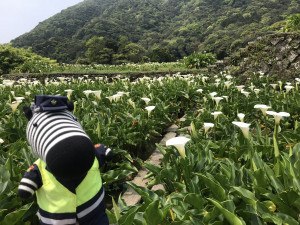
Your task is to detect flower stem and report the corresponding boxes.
[273,123,280,159]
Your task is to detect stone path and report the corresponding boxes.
[121,124,180,206]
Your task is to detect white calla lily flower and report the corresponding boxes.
[209,92,217,98]
[14,97,25,103]
[266,111,290,125]
[254,89,260,95]
[211,111,222,120]
[204,123,214,134]
[232,121,251,139]
[236,85,245,92]
[141,97,151,105]
[214,97,223,106]
[270,84,278,89]
[8,101,20,113]
[254,104,271,116]
[65,89,74,100]
[93,90,102,100]
[83,90,93,97]
[237,113,245,122]
[166,137,191,159]
[112,94,122,102]
[284,85,294,93]
[222,96,229,102]
[145,106,155,116]
[225,75,232,80]
[224,81,232,88]
[241,90,250,98]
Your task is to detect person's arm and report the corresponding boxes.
[18,164,43,198]
[94,144,113,167]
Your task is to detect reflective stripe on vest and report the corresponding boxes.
[35,158,103,223]
[37,212,76,225]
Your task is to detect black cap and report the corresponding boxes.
[34,95,70,112]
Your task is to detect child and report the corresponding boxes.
[18,95,112,225]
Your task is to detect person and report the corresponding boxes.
[18,95,112,225]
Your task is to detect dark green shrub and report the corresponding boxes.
[182,52,216,69]
[0,44,58,74]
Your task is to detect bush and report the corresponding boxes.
[182,52,216,69]
[0,44,58,74]
[284,14,300,32]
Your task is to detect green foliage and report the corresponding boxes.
[10,0,300,62]
[122,43,146,63]
[182,52,217,69]
[108,73,300,224]
[284,14,300,32]
[149,47,175,63]
[85,36,147,64]
[85,36,116,64]
[0,72,300,224]
[0,44,58,74]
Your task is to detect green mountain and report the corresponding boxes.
[11,0,300,63]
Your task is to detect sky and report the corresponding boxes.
[0,0,84,44]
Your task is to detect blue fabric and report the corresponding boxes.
[79,211,109,225]
[35,95,69,112]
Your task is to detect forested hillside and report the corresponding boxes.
[11,0,300,63]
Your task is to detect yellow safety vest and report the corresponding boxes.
[35,158,104,225]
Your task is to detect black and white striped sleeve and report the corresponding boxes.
[18,164,43,198]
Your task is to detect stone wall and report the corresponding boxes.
[214,32,300,80]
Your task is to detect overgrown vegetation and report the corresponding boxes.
[284,13,300,32]
[0,44,185,74]
[0,73,299,224]
[182,52,216,69]
[11,0,300,63]
[0,45,58,74]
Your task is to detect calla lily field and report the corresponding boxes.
[0,72,299,224]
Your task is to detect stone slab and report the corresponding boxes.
[166,124,179,132]
[120,122,180,207]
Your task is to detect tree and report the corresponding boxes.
[0,44,57,74]
[149,47,174,62]
[97,48,114,64]
[85,36,117,64]
[86,36,107,64]
[123,43,146,63]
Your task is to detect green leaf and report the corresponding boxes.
[262,192,298,218]
[2,202,33,225]
[102,169,135,184]
[155,143,166,155]
[106,209,117,224]
[276,213,299,225]
[195,173,226,201]
[118,206,141,225]
[190,121,199,139]
[252,152,264,170]
[183,193,205,210]
[253,168,268,188]
[143,200,163,225]
[171,221,194,225]
[207,198,245,225]
[144,162,161,175]
[111,197,121,221]
[263,163,284,193]
[127,182,159,205]
[231,186,257,209]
